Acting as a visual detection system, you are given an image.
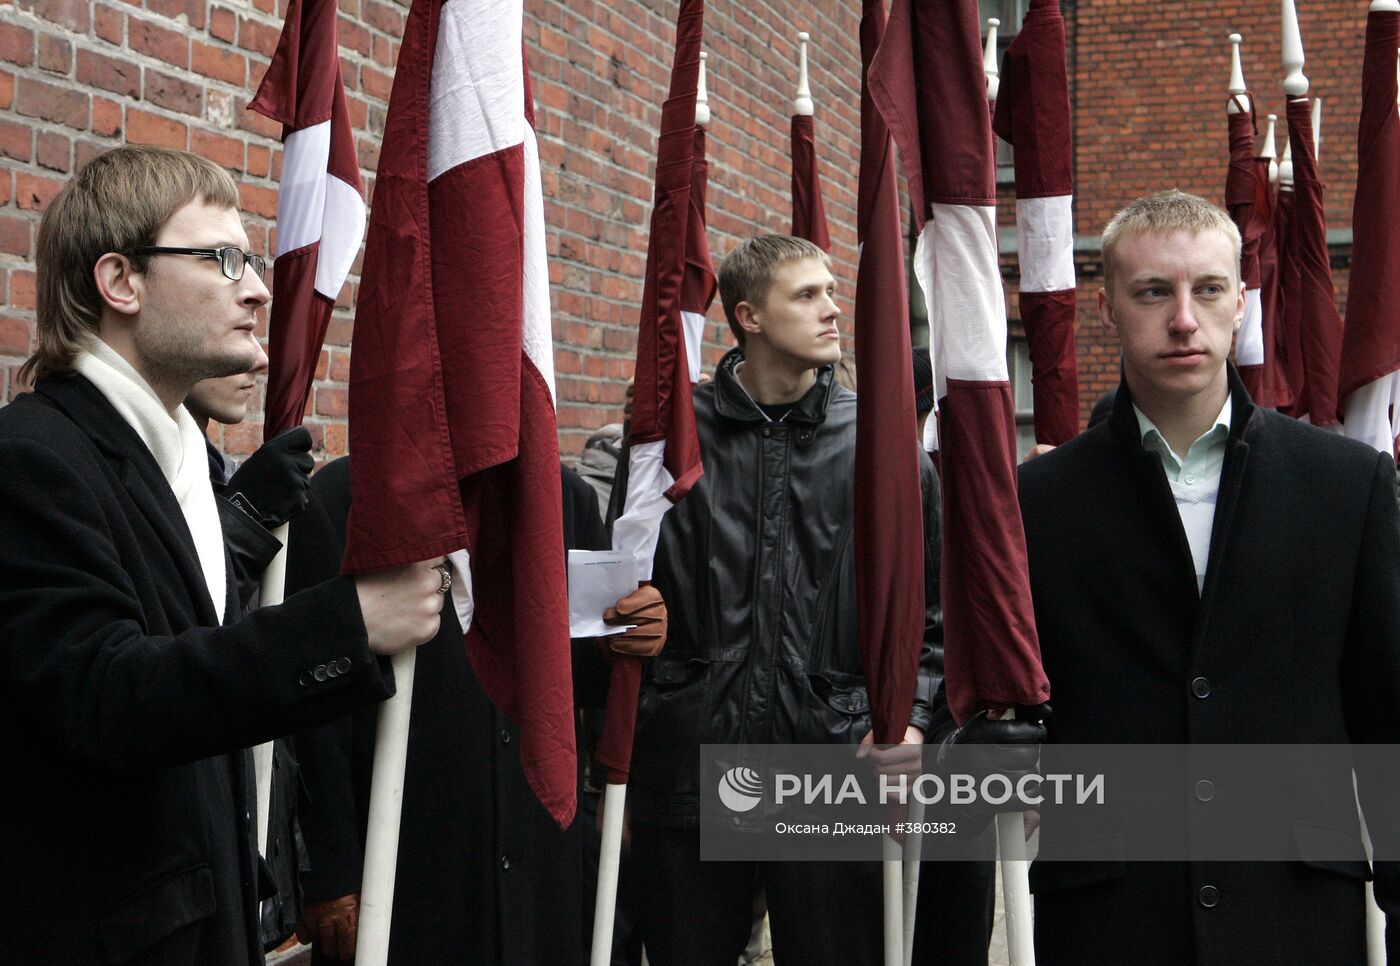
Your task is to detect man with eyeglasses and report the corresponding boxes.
[0,144,447,965]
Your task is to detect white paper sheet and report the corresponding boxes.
[568,549,638,638]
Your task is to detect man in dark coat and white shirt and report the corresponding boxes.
[0,145,447,965]
[1019,190,1400,964]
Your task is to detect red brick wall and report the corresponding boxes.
[1062,0,1362,429]
[0,0,870,459]
[0,0,1368,455]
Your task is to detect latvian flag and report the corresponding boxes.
[681,125,716,385]
[869,0,1049,724]
[344,0,575,826]
[991,0,1078,446]
[1341,4,1400,453]
[598,0,705,785]
[248,0,365,437]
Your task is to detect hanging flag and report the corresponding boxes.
[1222,36,1269,405]
[1250,133,1285,409]
[869,0,1049,724]
[1341,6,1400,453]
[848,0,923,744]
[681,125,717,385]
[1273,156,1304,413]
[791,116,832,251]
[248,0,365,438]
[598,0,706,785]
[343,0,575,826]
[1283,94,1343,426]
[991,0,1078,446]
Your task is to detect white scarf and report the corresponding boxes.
[75,341,227,624]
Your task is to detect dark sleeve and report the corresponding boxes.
[912,450,949,738]
[217,494,283,608]
[0,437,393,773]
[286,457,376,902]
[1345,453,1400,914]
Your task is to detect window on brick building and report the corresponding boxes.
[1008,336,1037,458]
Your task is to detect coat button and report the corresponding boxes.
[1198,885,1219,908]
[337,657,352,674]
[500,854,511,871]
[762,427,771,438]
[1191,676,1211,699]
[326,662,341,679]
[1195,780,1215,802]
[313,664,329,682]
[500,729,512,745]
[298,671,313,687]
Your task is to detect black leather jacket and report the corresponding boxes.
[630,350,945,826]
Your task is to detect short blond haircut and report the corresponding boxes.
[717,235,831,346]
[23,145,240,385]
[1101,189,1241,296]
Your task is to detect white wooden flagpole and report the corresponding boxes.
[253,521,289,858]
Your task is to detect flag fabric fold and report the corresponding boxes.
[852,0,923,744]
[791,113,832,251]
[1281,95,1343,426]
[680,126,717,385]
[869,0,1049,725]
[1341,7,1400,453]
[344,0,575,826]
[598,0,706,785]
[248,0,366,438]
[991,0,1078,446]
[1224,98,1270,403]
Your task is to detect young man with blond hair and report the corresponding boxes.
[627,235,943,965]
[1018,189,1400,963]
[0,145,445,964]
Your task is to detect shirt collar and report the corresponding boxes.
[1133,394,1232,465]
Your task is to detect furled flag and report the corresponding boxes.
[598,0,706,785]
[991,0,1078,446]
[791,115,831,251]
[1282,95,1343,426]
[343,0,575,826]
[681,125,717,384]
[248,0,366,437]
[869,0,1049,724]
[850,0,923,744]
[1273,154,1304,412]
[1223,43,1268,403]
[1340,5,1400,453]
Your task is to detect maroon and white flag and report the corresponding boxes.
[991,0,1078,446]
[1282,95,1343,427]
[850,0,923,744]
[248,0,365,437]
[1273,159,1305,412]
[1223,74,1268,402]
[869,0,1049,725]
[791,113,832,251]
[681,126,716,385]
[598,0,705,785]
[1341,6,1400,453]
[344,0,575,826]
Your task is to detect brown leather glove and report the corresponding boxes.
[295,893,360,961]
[603,584,668,657]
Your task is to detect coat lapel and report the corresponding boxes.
[38,375,221,627]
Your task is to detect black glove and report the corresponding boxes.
[226,426,314,528]
[936,704,1050,813]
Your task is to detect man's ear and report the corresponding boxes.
[734,299,762,340]
[1097,287,1117,336]
[1233,281,1246,333]
[93,253,141,318]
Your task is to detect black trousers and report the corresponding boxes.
[632,822,883,966]
[911,816,996,966]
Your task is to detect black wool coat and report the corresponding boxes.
[1018,371,1400,966]
[288,457,585,966]
[0,375,394,965]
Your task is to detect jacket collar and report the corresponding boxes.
[34,374,222,626]
[1109,362,1256,452]
[712,347,837,426]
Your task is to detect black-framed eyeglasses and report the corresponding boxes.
[128,246,268,281]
